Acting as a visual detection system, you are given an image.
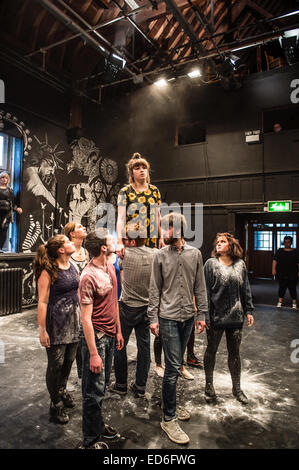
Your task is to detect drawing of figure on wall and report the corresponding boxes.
[24,134,64,207]
[22,134,66,252]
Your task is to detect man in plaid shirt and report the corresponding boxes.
[109,222,157,398]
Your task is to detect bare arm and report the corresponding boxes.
[272,259,277,276]
[116,205,126,258]
[37,270,51,348]
[115,302,124,351]
[80,303,103,373]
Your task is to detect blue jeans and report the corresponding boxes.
[81,333,115,447]
[114,302,151,392]
[159,316,194,420]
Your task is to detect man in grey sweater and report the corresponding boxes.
[110,222,157,397]
[148,212,208,445]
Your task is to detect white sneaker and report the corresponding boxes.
[177,406,190,421]
[276,302,282,308]
[161,418,189,444]
[292,303,297,310]
[180,367,194,380]
[155,365,165,378]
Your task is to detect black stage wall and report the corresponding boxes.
[1,58,299,309]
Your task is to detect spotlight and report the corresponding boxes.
[279,29,299,65]
[187,69,201,78]
[154,78,168,87]
[219,58,235,78]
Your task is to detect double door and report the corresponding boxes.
[248,223,298,278]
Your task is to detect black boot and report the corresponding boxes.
[49,401,69,424]
[232,388,248,405]
[205,383,217,404]
[60,389,76,408]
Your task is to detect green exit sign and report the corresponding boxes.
[268,200,292,212]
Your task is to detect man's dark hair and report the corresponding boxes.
[85,229,109,258]
[161,212,187,238]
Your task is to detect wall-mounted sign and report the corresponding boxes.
[268,200,292,212]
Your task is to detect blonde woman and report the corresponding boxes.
[0,171,22,250]
[34,235,80,424]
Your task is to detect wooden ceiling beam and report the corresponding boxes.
[16,0,31,40]
[31,9,48,52]
[246,0,272,19]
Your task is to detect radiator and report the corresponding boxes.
[0,268,23,315]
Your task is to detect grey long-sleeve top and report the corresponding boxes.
[147,244,208,324]
[204,257,254,328]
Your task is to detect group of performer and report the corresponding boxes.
[1,153,298,448]
[32,152,257,449]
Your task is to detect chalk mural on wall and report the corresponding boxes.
[0,109,121,306]
[67,137,120,231]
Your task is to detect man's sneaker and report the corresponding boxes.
[276,301,282,308]
[233,389,249,405]
[81,441,109,449]
[108,382,127,396]
[49,401,69,424]
[155,364,165,378]
[204,383,217,404]
[180,367,194,380]
[161,418,189,444]
[60,390,75,408]
[130,382,145,398]
[187,353,203,368]
[102,424,119,439]
[177,406,190,421]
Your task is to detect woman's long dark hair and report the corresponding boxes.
[211,232,243,260]
[34,234,66,283]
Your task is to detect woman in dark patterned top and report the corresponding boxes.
[64,222,89,381]
[34,234,80,424]
[0,171,22,250]
[203,232,254,405]
[116,152,162,256]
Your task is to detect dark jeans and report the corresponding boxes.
[76,338,82,379]
[204,327,243,392]
[81,333,115,447]
[114,301,151,392]
[278,278,297,300]
[154,322,195,365]
[159,316,194,420]
[46,342,78,404]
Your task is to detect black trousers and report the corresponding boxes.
[278,278,297,300]
[0,210,9,249]
[46,342,78,404]
[204,327,243,392]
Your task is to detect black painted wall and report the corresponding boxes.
[1,57,299,268]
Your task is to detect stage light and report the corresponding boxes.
[187,69,201,78]
[279,29,299,65]
[154,78,168,87]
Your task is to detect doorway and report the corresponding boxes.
[247,222,298,278]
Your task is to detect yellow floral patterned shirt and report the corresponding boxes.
[117,184,162,248]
